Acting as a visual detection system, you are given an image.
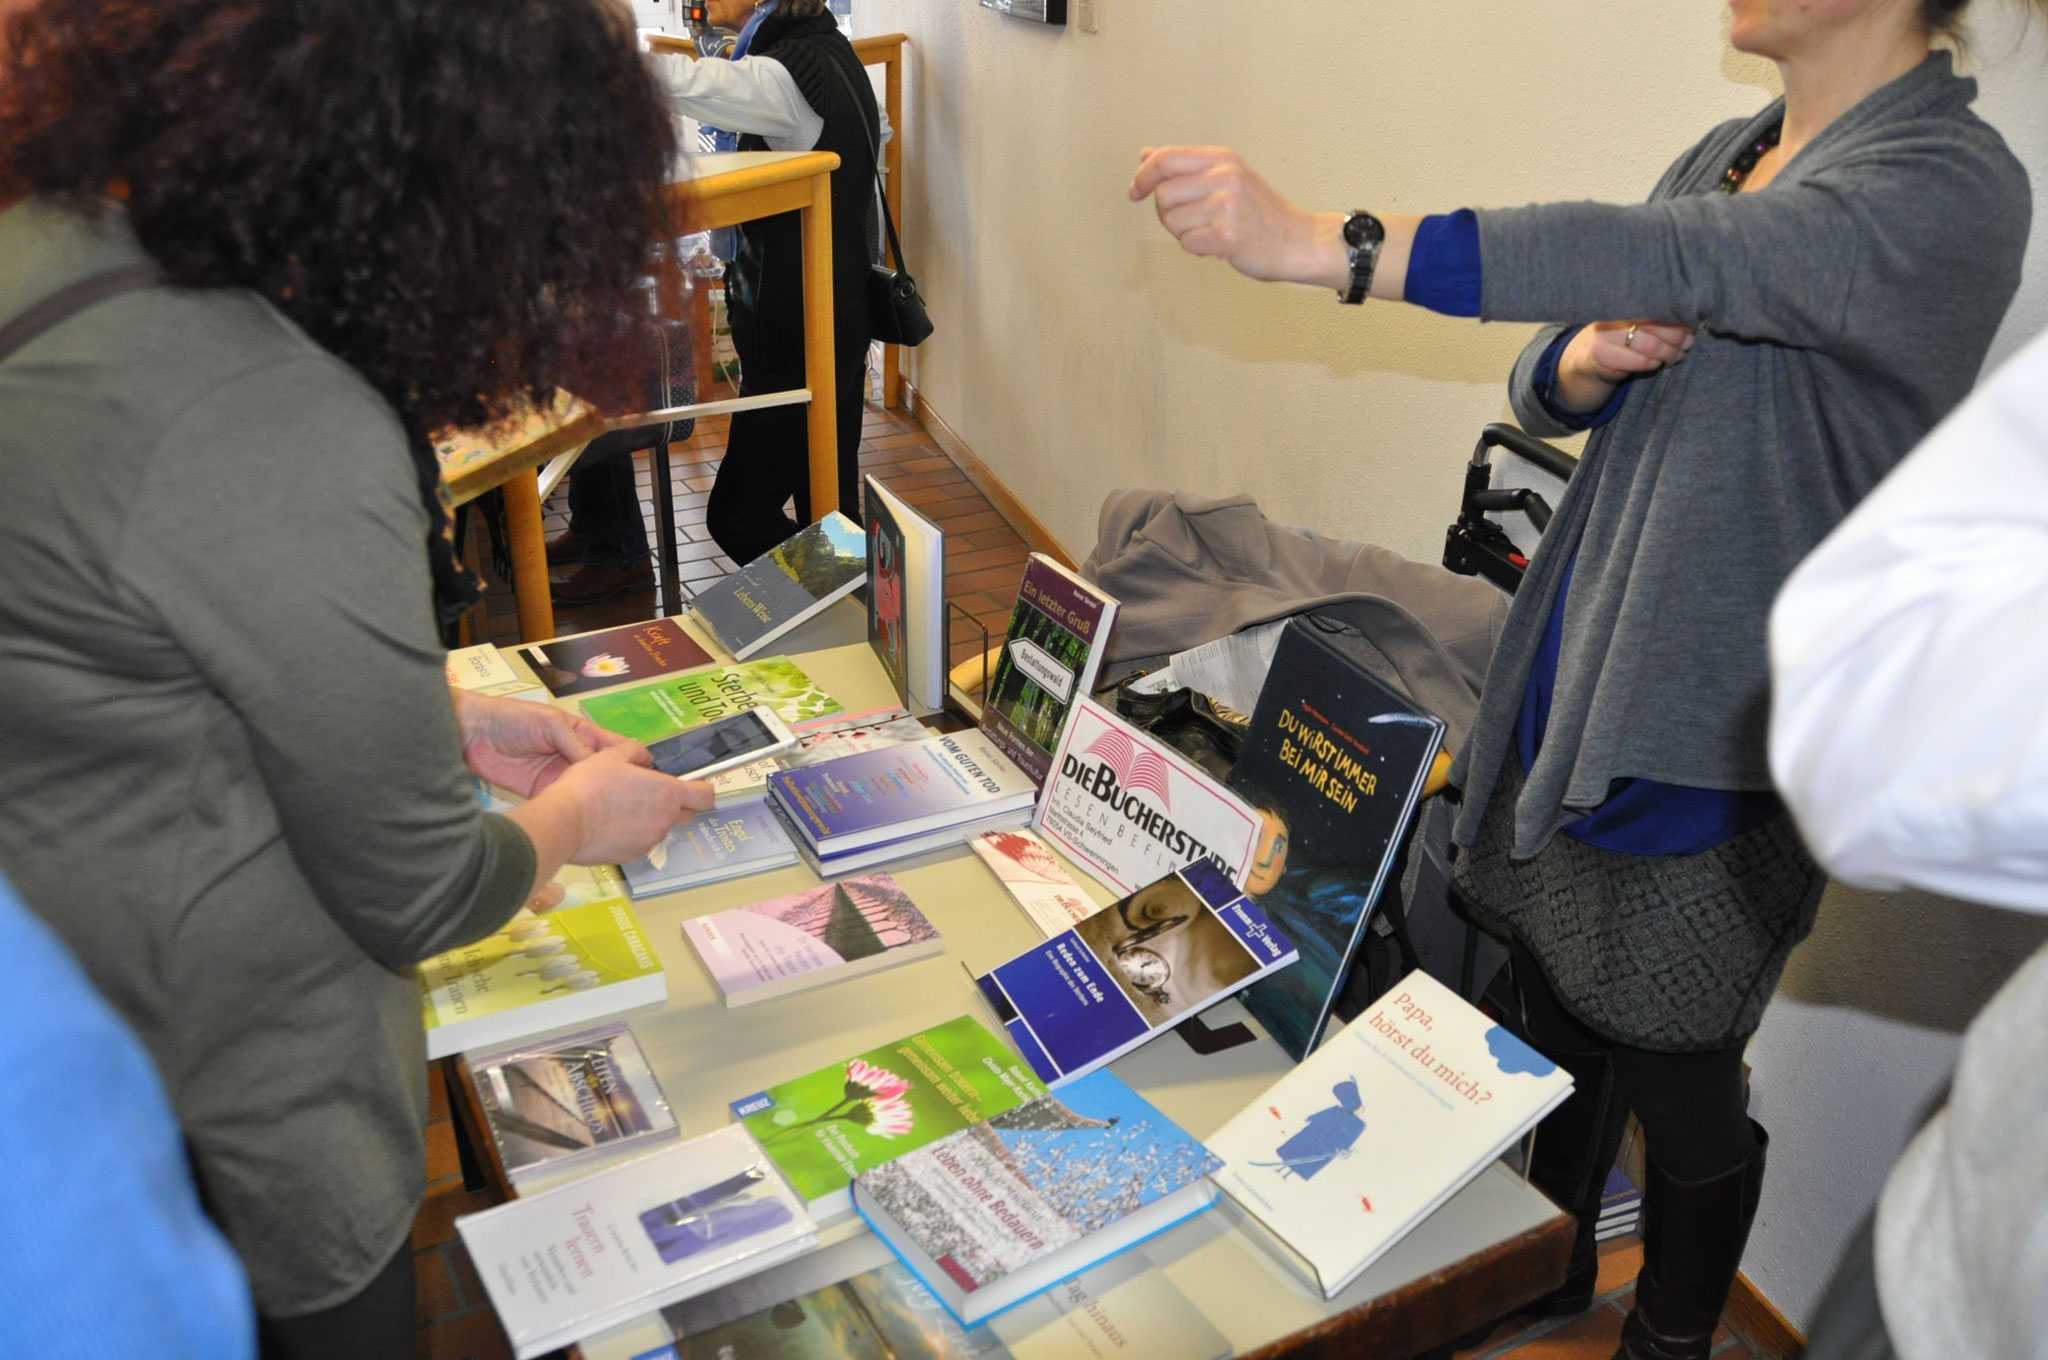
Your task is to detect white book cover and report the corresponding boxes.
[969,827,1100,938]
[1034,697,1263,897]
[446,643,546,701]
[456,1125,817,1359]
[1206,969,1573,1299]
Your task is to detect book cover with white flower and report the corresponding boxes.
[517,617,712,699]
[730,1015,1047,1220]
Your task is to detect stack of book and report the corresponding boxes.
[766,728,1038,875]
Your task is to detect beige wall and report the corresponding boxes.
[854,0,2048,1330]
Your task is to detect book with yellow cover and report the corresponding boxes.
[419,864,667,1058]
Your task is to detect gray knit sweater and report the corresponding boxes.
[1451,53,2029,857]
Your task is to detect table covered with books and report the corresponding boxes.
[430,562,1572,1360]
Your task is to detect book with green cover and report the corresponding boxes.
[729,1015,1047,1220]
[419,866,668,1058]
[578,656,843,745]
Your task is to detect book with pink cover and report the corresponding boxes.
[680,871,942,1006]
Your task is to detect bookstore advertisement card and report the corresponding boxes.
[974,859,1297,1086]
[458,1125,816,1358]
[1034,697,1263,897]
[1206,969,1573,1299]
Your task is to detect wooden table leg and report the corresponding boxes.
[503,469,556,642]
[800,179,837,523]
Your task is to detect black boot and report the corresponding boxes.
[1442,1042,1631,1351]
[1614,1122,1768,1360]
[1524,1043,1633,1315]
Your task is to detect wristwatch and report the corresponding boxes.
[1338,209,1384,305]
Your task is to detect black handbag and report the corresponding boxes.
[826,57,933,347]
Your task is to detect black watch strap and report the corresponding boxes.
[1339,209,1383,305]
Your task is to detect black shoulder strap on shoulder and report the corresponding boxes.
[819,57,912,273]
[0,263,164,365]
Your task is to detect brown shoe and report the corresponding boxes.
[544,527,587,566]
[551,558,654,605]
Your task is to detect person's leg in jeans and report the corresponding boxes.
[553,434,653,604]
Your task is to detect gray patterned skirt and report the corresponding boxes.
[1452,760,1826,1052]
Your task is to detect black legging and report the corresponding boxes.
[1512,940,1756,1182]
[257,1236,414,1360]
[705,360,865,566]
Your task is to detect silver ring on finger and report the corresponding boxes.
[1624,324,1638,350]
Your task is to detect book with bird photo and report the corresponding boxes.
[729,1015,1048,1221]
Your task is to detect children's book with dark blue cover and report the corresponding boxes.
[973,859,1296,1087]
[769,729,1036,853]
[1226,617,1446,1060]
[850,1070,1220,1326]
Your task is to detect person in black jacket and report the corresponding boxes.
[657,0,880,565]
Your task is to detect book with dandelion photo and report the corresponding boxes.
[730,1015,1048,1220]
[419,865,668,1059]
[682,871,943,1007]
[850,1069,1221,1327]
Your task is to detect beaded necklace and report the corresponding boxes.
[1720,121,1784,193]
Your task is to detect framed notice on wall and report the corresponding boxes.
[981,0,1066,23]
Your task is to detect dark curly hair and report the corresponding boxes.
[0,0,679,443]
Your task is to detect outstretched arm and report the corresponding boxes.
[1132,145,1693,407]
[1128,146,1417,298]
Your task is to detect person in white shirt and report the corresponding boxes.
[1768,323,2048,1360]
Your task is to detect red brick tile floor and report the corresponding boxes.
[1445,1236,1758,1360]
[420,397,1747,1360]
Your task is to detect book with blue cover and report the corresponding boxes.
[973,859,1297,1087]
[851,1070,1221,1326]
[769,729,1037,854]
[690,511,869,660]
[620,802,799,898]
[1226,617,1447,1060]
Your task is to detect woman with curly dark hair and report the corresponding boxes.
[0,1,710,1353]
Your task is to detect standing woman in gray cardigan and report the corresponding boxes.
[0,1,711,1355]
[1133,1,2036,1356]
